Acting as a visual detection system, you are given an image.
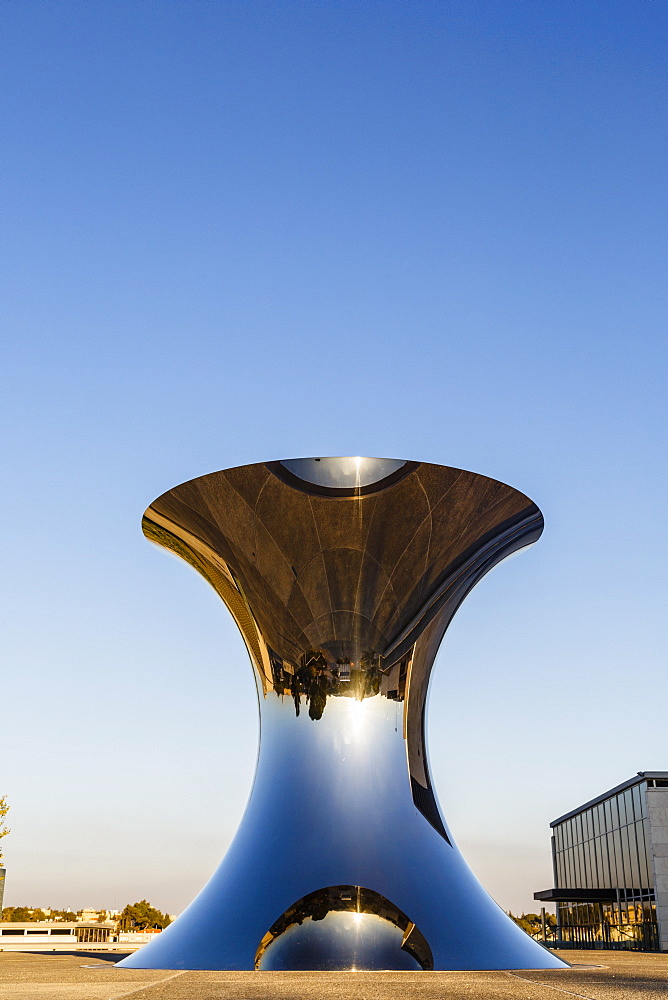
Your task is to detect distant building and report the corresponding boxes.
[535,772,668,951]
[76,907,121,923]
[0,922,115,950]
[0,918,160,952]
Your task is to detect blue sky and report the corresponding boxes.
[3,1,666,916]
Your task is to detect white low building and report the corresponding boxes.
[0,922,143,951]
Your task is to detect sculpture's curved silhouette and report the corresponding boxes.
[118,458,566,971]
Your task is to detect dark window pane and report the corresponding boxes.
[571,846,580,889]
[577,843,586,888]
[593,806,600,838]
[592,837,601,887]
[586,839,595,888]
[628,822,641,889]
[612,829,623,886]
[641,820,654,889]
[579,843,588,888]
[639,784,648,819]
[617,793,627,828]
[636,822,649,889]
[599,835,610,889]
[624,788,634,825]
[620,826,631,888]
[605,832,614,886]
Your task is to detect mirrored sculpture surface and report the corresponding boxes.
[118,458,567,971]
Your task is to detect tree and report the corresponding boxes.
[117,900,171,931]
[2,907,77,922]
[2,907,33,922]
[0,796,10,867]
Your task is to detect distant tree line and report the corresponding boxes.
[1,907,77,922]
[1,901,172,929]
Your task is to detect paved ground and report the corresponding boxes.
[0,949,666,1000]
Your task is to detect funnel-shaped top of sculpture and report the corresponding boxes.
[143,457,541,681]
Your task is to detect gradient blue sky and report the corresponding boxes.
[3,1,666,916]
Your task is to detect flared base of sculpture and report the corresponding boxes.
[118,696,566,971]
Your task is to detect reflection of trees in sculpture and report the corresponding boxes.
[268,649,387,720]
[255,885,434,970]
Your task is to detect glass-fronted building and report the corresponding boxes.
[535,773,668,951]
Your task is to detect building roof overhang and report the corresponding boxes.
[550,772,668,827]
[534,888,619,903]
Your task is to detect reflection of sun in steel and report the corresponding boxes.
[339,697,370,750]
[346,697,367,736]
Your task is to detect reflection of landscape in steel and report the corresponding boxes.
[141,456,543,837]
[266,647,409,721]
[256,885,433,971]
[118,458,569,971]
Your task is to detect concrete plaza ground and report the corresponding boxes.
[0,949,666,1000]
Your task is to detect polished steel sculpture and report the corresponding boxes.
[119,458,566,971]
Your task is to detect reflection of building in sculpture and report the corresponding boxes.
[118,457,568,972]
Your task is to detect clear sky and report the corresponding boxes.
[3,1,666,917]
